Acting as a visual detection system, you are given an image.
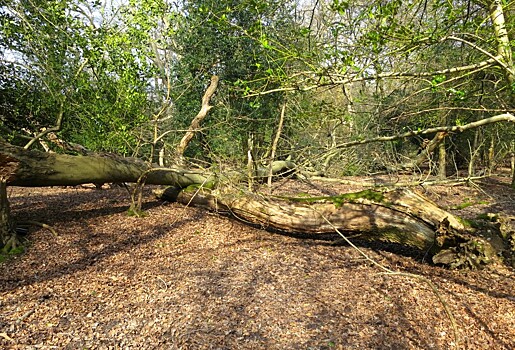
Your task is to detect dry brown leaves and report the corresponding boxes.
[0,175,514,349]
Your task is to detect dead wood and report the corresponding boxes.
[1,138,511,268]
[176,75,219,160]
[159,186,509,268]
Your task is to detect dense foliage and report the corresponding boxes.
[1,0,514,176]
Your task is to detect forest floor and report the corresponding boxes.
[0,172,514,349]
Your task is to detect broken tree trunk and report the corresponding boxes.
[159,186,511,268]
[1,138,510,268]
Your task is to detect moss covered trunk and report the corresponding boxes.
[159,187,509,268]
[0,139,210,187]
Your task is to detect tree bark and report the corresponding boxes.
[438,137,446,179]
[162,187,460,250]
[490,0,515,85]
[0,178,16,251]
[0,138,211,188]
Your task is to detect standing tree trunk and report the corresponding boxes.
[267,102,287,191]
[511,141,515,189]
[0,178,16,252]
[437,136,447,179]
[490,0,515,85]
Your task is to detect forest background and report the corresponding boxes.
[1,0,514,183]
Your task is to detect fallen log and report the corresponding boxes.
[158,186,512,268]
[0,138,211,187]
[1,138,512,268]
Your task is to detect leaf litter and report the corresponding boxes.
[0,175,514,349]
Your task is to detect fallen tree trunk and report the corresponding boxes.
[161,187,455,250]
[158,186,512,268]
[1,139,511,268]
[0,138,211,187]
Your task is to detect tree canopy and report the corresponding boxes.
[1,0,513,177]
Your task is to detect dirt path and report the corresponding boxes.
[1,176,514,349]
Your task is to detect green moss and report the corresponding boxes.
[476,213,498,222]
[183,181,215,193]
[280,189,386,208]
[451,201,474,210]
[451,199,490,210]
[456,216,474,228]
[126,207,147,217]
[295,192,313,197]
[0,245,26,263]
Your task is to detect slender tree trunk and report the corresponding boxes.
[511,141,515,189]
[490,0,515,85]
[268,102,286,191]
[438,139,446,179]
[468,129,479,177]
[176,76,219,162]
[247,134,255,191]
[488,136,495,175]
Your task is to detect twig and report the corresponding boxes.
[16,309,35,324]
[18,220,57,237]
[156,276,168,291]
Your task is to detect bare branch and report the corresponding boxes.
[176,76,219,160]
[244,58,497,97]
[23,102,64,150]
[334,113,515,150]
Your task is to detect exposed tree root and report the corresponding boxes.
[18,221,58,237]
[1,232,22,253]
